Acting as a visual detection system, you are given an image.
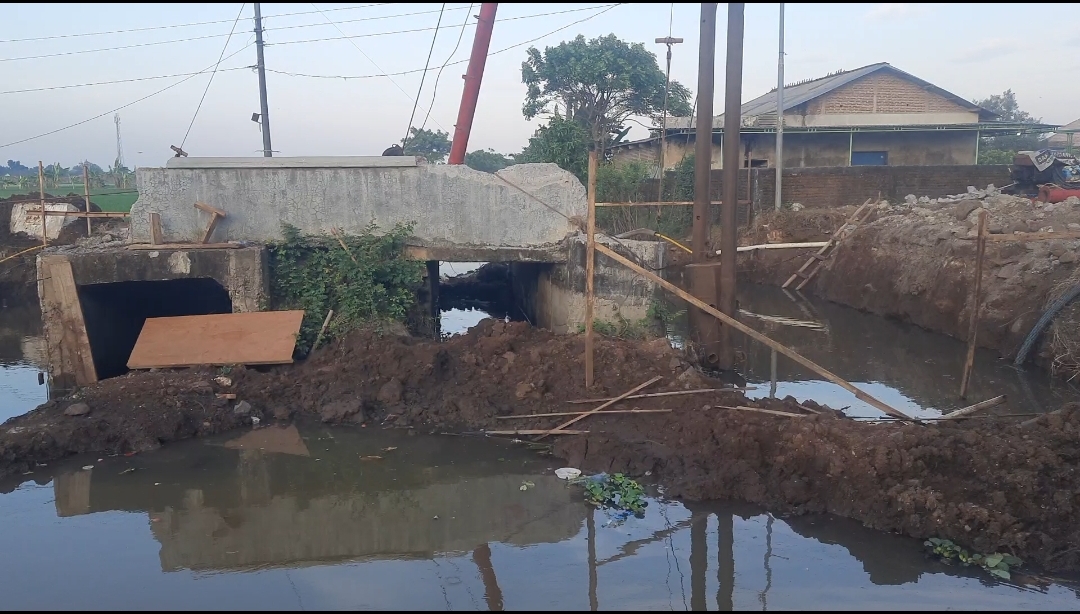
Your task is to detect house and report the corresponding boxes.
[610,62,1058,170]
[1048,118,1080,152]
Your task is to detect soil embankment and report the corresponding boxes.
[3,321,1080,573]
[738,192,1080,370]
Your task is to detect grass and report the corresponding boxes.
[0,185,137,212]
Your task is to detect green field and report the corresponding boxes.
[0,185,137,212]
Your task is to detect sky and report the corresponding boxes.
[2,3,1076,170]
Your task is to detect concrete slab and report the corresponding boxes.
[165,156,420,169]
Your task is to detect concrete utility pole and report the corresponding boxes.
[253,3,273,157]
[691,4,717,260]
[655,35,683,203]
[774,3,785,211]
[449,3,499,164]
[718,3,745,370]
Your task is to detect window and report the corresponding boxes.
[851,151,888,166]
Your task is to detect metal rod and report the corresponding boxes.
[585,148,597,388]
[974,129,980,163]
[960,210,988,399]
[38,161,46,247]
[719,3,745,370]
[655,35,683,207]
[449,3,498,164]
[82,164,91,236]
[253,3,273,157]
[692,3,717,262]
[774,3,784,212]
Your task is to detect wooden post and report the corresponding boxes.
[585,148,598,388]
[959,209,988,399]
[82,164,92,236]
[38,161,47,247]
[594,242,915,421]
[535,375,662,440]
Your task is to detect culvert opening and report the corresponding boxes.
[78,278,233,379]
[438,262,529,337]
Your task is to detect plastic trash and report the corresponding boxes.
[555,467,582,480]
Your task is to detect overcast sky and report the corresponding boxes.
[2,2,1075,169]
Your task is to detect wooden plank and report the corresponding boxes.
[127,242,242,250]
[38,161,46,247]
[486,429,589,436]
[940,395,1006,420]
[595,200,751,207]
[200,213,222,244]
[497,409,671,419]
[595,242,916,421]
[566,387,752,404]
[783,198,872,290]
[713,405,806,418]
[959,210,988,399]
[149,212,163,245]
[585,150,597,388]
[40,256,98,385]
[535,376,663,441]
[194,201,227,217]
[127,310,305,369]
[82,164,92,236]
[39,211,130,218]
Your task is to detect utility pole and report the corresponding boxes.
[655,35,683,204]
[774,3,785,211]
[718,3,745,370]
[253,3,273,157]
[449,3,499,164]
[691,4,716,260]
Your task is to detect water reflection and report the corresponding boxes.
[1,424,1078,609]
[0,304,47,421]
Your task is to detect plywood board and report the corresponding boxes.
[39,255,98,386]
[127,310,304,369]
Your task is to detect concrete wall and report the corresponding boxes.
[131,157,585,258]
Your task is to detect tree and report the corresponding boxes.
[401,127,452,163]
[521,34,692,147]
[974,89,1047,164]
[464,149,514,173]
[515,115,591,183]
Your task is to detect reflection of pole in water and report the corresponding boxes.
[472,543,504,611]
[770,349,778,398]
[717,512,734,611]
[588,507,598,611]
[759,514,774,611]
[690,510,708,610]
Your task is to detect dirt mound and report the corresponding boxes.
[5,321,1080,572]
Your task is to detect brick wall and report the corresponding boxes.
[748,165,1011,212]
[806,72,969,115]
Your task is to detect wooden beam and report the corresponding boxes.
[40,256,97,386]
[127,242,242,250]
[594,242,915,421]
[486,429,589,436]
[194,202,226,244]
[712,405,806,418]
[82,164,92,236]
[497,409,672,419]
[535,375,663,440]
[940,394,1006,420]
[38,211,130,219]
[959,210,987,399]
[566,387,752,404]
[149,212,163,246]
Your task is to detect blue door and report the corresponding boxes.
[851,151,888,166]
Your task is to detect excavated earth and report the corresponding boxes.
[3,320,1080,574]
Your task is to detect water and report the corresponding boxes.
[0,304,47,421]
[439,262,512,339]
[1,423,1078,610]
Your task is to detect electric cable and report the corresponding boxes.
[181,3,247,150]
[421,2,473,132]
[0,31,236,63]
[402,3,446,149]
[0,66,252,96]
[264,5,469,34]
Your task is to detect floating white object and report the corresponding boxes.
[555,468,582,480]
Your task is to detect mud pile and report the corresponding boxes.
[4,321,1080,572]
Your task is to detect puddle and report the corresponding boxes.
[663,283,1080,419]
[1,423,1078,609]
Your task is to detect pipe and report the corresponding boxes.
[1014,282,1080,366]
[719,3,745,370]
[691,3,717,261]
[253,3,273,157]
[774,3,784,212]
[448,3,498,165]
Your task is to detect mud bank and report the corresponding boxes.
[3,321,1080,573]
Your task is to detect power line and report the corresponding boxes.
[0,43,253,150]
[0,66,252,96]
[264,5,470,34]
[181,3,247,149]
[421,3,474,132]
[0,31,237,63]
[403,3,446,146]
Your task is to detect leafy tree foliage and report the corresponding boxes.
[464,149,514,173]
[515,115,591,183]
[974,89,1048,164]
[401,127,452,163]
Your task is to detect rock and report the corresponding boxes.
[1061,251,1077,264]
[790,202,804,211]
[918,196,930,204]
[192,381,214,395]
[63,402,90,417]
[668,356,682,371]
[233,400,253,415]
[1065,196,1080,207]
[1049,242,1069,258]
[988,223,1004,234]
[954,201,980,221]
[1008,221,1028,234]
[377,377,404,404]
[1068,223,1080,231]
[319,398,364,423]
[967,186,977,194]
[214,376,232,387]
[997,263,1022,279]
[515,382,535,400]
[905,194,917,204]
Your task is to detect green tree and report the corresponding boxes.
[521,34,692,147]
[515,115,591,182]
[464,149,514,173]
[401,127,452,163]
[974,89,1047,164]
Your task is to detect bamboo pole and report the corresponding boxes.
[312,309,334,351]
[535,375,663,440]
[712,405,805,418]
[585,149,598,388]
[959,210,988,399]
[594,242,915,421]
[486,429,589,436]
[497,409,672,419]
[38,161,46,247]
[566,387,752,404]
[941,394,1006,420]
[82,164,92,236]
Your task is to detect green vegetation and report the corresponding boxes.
[401,127,452,163]
[0,186,137,212]
[574,473,648,516]
[574,299,679,340]
[267,222,424,355]
[974,89,1049,164]
[464,148,515,173]
[924,537,1022,580]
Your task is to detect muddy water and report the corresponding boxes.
[664,283,1080,420]
[0,305,47,421]
[2,423,1079,610]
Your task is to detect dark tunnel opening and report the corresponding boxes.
[78,278,233,379]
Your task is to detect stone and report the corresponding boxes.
[1068,223,1080,231]
[669,356,682,371]
[63,402,90,417]
[917,196,930,204]
[377,377,404,404]
[905,194,917,204]
[1065,196,1080,207]
[954,201,980,221]
[1049,242,1069,258]
[233,400,253,415]
[515,382,535,400]
[988,223,1004,234]
[1061,251,1077,264]
[967,186,977,193]
[790,202,804,211]
[997,263,1022,279]
[319,399,364,423]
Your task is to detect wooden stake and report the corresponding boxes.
[712,405,805,418]
[594,242,915,421]
[585,149,598,388]
[149,212,163,246]
[941,394,1005,420]
[566,387,751,404]
[535,375,662,440]
[312,309,334,351]
[38,161,47,247]
[82,164,91,236]
[497,409,672,419]
[960,210,988,400]
[487,429,589,436]
[330,228,360,266]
